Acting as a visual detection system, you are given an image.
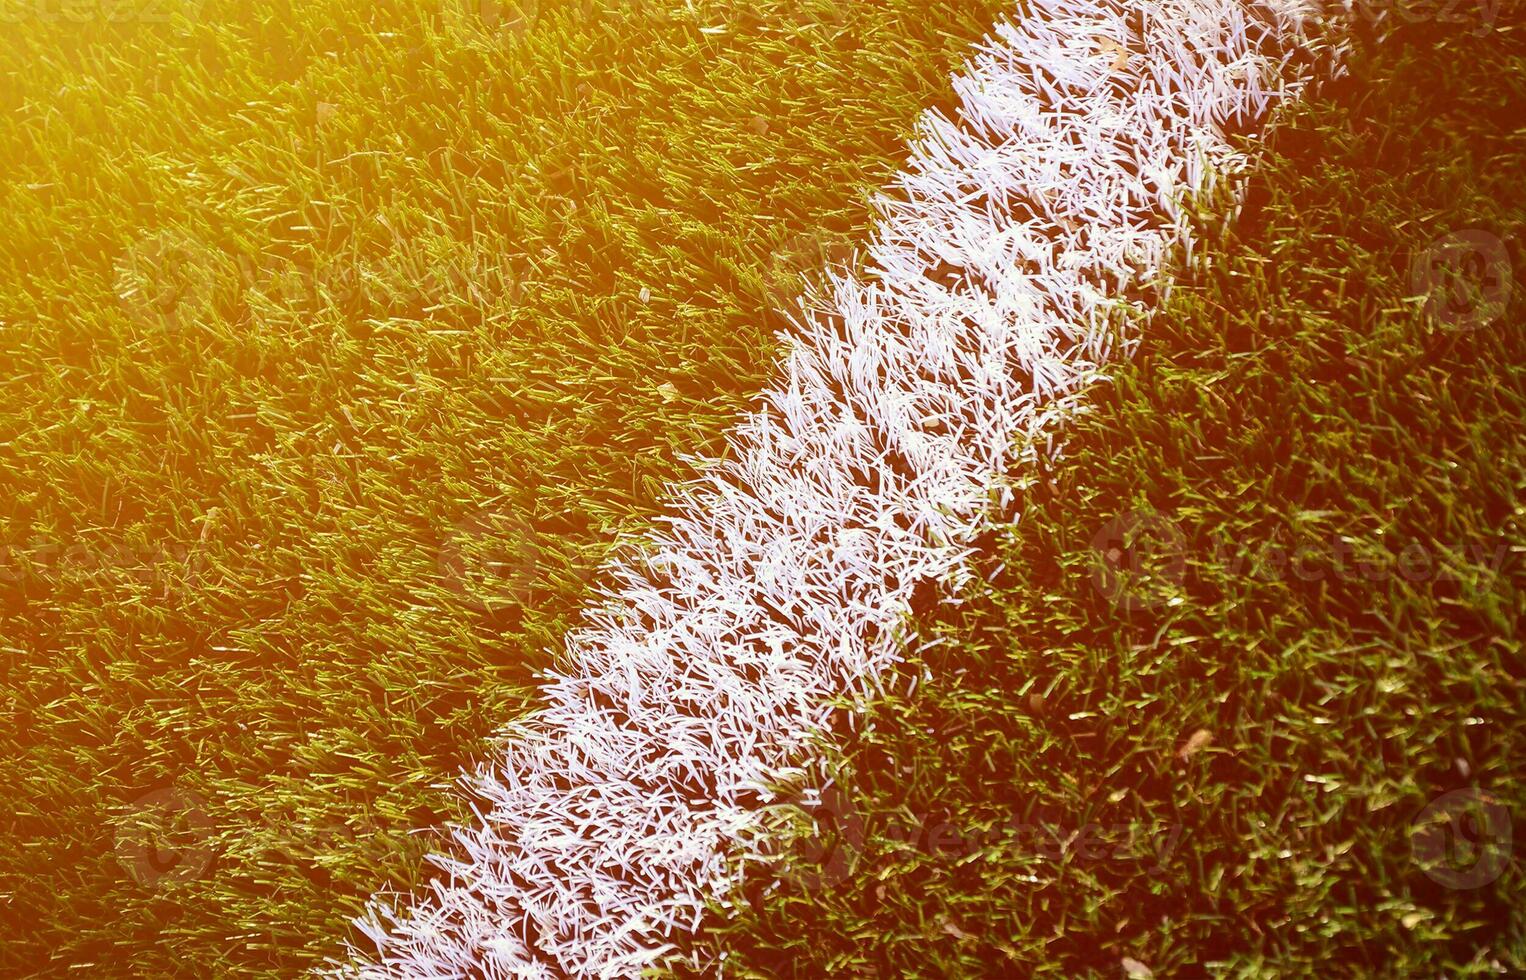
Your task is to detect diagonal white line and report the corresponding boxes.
[334,2,1347,976]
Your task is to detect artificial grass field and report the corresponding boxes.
[688,12,1526,977]
[0,0,1008,973]
[2,2,1522,978]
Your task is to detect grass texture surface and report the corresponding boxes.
[692,12,1526,977]
[334,2,1334,974]
[0,0,1006,973]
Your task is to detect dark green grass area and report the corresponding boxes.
[691,16,1526,979]
[0,0,1007,974]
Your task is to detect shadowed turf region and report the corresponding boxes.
[686,12,1526,978]
[0,0,1007,974]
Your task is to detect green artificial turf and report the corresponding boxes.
[687,13,1526,978]
[0,0,1009,973]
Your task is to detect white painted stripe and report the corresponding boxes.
[337,3,1344,976]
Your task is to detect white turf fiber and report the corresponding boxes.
[339,1,1346,975]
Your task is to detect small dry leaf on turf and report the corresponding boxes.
[1121,956,1155,978]
[197,507,221,543]
[938,916,972,941]
[1177,728,1213,761]
[1098,37,1130,71]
